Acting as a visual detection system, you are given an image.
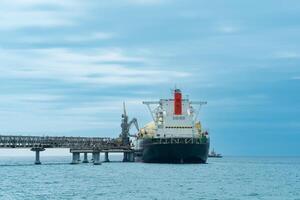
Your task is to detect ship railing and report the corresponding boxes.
[151,137,207,145]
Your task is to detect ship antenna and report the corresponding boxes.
[123,101,127,116]
[170,88,173,96]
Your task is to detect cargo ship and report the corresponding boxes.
[135,89,210,163]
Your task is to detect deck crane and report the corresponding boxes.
[120,102,139,146]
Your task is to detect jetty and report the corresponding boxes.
[0,135,134,165]
[0,103,138,165]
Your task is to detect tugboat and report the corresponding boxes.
[135,89,210,163]
[208,149,222,158]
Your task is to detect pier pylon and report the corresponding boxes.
[31,147,45,165]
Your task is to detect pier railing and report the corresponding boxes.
[0,135,128,149]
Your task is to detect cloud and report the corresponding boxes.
[0,0,84,30]
[0,94,62,103]
[275,52,300,59]
[218,25,239,34]
[126,0,167,5]
[208,94,269,111]
[65,32,116,42]
[62,98,144,114]
[0,48,191,86]
[0,11,75,30]
[1,0,75,7]
[0,93,148,134]
[291,77,300,80]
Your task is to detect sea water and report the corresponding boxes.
[0,156,299,200]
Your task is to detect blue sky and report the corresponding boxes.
[0,0,300,156]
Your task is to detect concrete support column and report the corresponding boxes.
[71,152,80,164]
[92,152,101,165]
[77,153,81,162]
[123,152,135,162]
[82,152,89,163]
[128,152,135,162]
[31,147,45,165]
[91,152,95,163]
[104,152,109,162]
[123,152,128,162]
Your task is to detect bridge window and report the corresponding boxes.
[165,126,193,129]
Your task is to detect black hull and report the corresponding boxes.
[137,138,209,164]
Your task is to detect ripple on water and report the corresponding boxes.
[246,192,259,197]
[0,156,299,200]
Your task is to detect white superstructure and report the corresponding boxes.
[139,89,207,139]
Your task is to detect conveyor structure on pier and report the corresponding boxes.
[0,135,135,165]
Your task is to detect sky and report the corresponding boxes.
[0,0,300,156]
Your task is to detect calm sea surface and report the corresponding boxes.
[0,155,299,200]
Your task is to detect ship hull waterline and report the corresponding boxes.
[136,139,209,164]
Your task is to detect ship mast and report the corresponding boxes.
[142,101,159,122]
[190,101,207,121]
